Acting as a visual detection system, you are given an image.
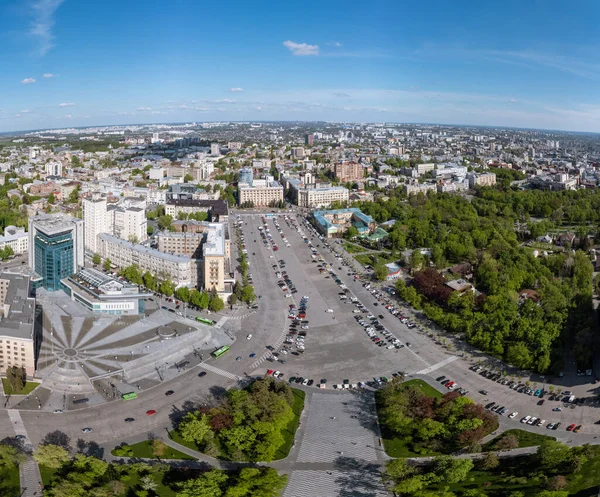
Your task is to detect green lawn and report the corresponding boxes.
[39,465,59,486]
[0,467,20,496]
[170,387,305,462]
[274,388,305,460]
[403,379,443,399]
[483,429,556,450]
[342,242,368,254]
[2,378,40,395]
[110,440,195,460]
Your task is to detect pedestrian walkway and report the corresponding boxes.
[214,316,229,328]
[8,409,29,439]
[20,457,43,497]
[415,355,459,375]
[198,362,241,381]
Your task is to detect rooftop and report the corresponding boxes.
[99,233,191,264]
[31,213,82,235]
[0,273,35,340]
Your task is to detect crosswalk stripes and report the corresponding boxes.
[198,362,241,381]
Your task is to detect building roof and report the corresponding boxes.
[0,273,34,340]
[98,233,191,264]
[203,223,226,257]
[30,213,82,235]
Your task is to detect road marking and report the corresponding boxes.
[415,355,459,375]
[214,316,229,328]
[8,409,30,439]
[199,362,240,381]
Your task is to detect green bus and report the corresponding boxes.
[212,345,230,358]
[122,392,138,401]
[196,317,214,326]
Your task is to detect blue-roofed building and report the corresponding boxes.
[312,208,376,238]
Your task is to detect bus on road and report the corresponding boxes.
[122,392,138,401]
[196,317,214,326]
[212,345,230,358]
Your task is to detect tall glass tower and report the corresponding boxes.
[28,215,84,291]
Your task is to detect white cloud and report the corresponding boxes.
[20,110,31,113]
[59,102,74,107]
[136,107,152,111]
[43,73,54,78]
[29,0,65,56]
[64,114,72,119]
[283,40,319,56]
[215,99,236,103]
[20,78,36,84]
[328,41,342,47]
[229,87,243,92]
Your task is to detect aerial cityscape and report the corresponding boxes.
[1,1,600,496]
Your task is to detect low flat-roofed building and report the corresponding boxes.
[0,226,28,255]
[62,267,151,315]
[312,208,376,238]
[165,199,228,222]
[0,273,36,377]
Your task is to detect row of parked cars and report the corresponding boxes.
[436,375,469,396]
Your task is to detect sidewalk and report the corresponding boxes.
[20,457,43,497]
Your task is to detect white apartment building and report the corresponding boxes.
[467,172,497,188]
[108,206,147,243]
[238,181,284,206]
[45,161,62,177]
[297,186,349,208]
[0,226,28,255]
[148,166,164,180]
[147,188,166,205]
[98,234,198,287]
[83,195,108,254]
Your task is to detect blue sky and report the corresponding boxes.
[2,0,600,132]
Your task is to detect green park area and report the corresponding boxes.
[111,439,194,460]
[2,377,39,395]
[170,378,305,462]
[483,429,556,451]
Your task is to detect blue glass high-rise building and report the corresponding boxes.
[28,214,84,291]
[238,167,253,186]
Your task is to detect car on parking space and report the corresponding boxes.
[82,428,93,433]
[246,334,253,339]
[124,417,135,423]
[521,415,531,423]
[566,424,576,431]
[574,425,583,433]
[198,371,207,377]
[437,376,446,382]
[552,407,562,412]
[508,411,518,419]
[165,390,174,396]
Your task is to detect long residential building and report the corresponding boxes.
[286,177,349,208]
[0,272,36,377]
[0,226,28,255]
[165,199,229,222]
[238,180,284,206]
[97,233,199,288]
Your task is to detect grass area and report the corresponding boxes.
[274,388,305,460]
[0,467,20,496]
[403,379,443,399]
[170,387,306,462]
[40,465,59,486]
[483,429,556,450]
[2,378,40,395]
[354,252,398,267]
[342,242,369,254]
[110,440,195,460]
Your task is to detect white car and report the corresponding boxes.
[246,334,253,340]
[302,378,309,385]
[325,309,333,313]
[285,294,292,298]
[527,417,537,425]
[353,309,361,313]
[521,415,531,424]
[508,411,518,419]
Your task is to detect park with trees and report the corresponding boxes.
[174,377,304,462]
[349,188,598,374]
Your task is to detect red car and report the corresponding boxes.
[567,423,576,431]
[446,381,455,389]
[146,410,156,416]
[266,369,274,376]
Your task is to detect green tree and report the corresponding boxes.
[68,186,80,204]
[374,263,388,281]
[506,342,533,369]
[103,258,112,272]
[175,286,190,303]
[0,443,25,470]
[6,365,24,393]
[147,225,154,236]
[241,284,256,304]
[158,215,173,231]
[229,294,238,306]
[184,174,194,183]
[140,475,158,491]
[159,280,174,297]
[432,456,474,484]
[537,440,573,473]
[479,451,500,470]
[143,271,157,291]
[48,192,55,204]
[33,444,70,469]
[92,253,101,265]
[344,226,359,240]
[176,468,228,497]
[209,295,224,312]
[179,412,214,447]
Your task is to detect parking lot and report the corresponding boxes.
[231,212,600,442]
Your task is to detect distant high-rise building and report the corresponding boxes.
[28,214,84,291]
[305,133,314,146]
[238,167,254,186]
[210,143,221,156]
[45,161,62,177]
[151,132,160,144]
[291,147,305,159]
[83,195,108,254]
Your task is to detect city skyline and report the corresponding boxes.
[2,0,600,132]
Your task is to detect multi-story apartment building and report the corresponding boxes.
[97,234,198,287]
[333,161,364,182]
[165,199,228,221]
[467,172,497,188]
[82,195,108,254]
[0,226,28,255]
[0,273,36,377]
[45,161,62,177]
